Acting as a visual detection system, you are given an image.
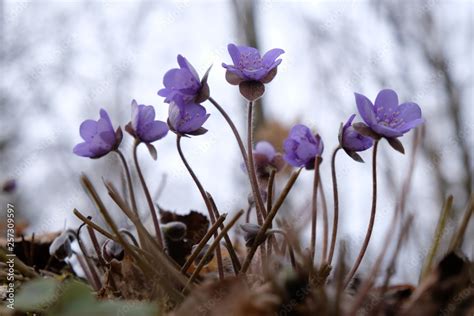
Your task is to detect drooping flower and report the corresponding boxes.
[125,100,168,144]
[167,101,210,136]
[222,44,284,101]
[338,114,373,162]
[158,55,210,107]
[73,109,122,158]
[249,141,285,178]
[240,223,265,247]
[355,89,424,139]
[283,124,324,169]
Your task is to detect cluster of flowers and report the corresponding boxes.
[72,43,424,284]
[73,44,423,166]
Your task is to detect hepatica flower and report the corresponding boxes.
[252,141,285,178]
[73,109,122,158]
[125,100,168,144]
[355,89,424,139]
[283,124,324,169]
[222,43,284,101]
[338,114,374,162]
[243,141,285,179]
[168,101,210,136]
[158,55,210,107]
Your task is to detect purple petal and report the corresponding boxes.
[139,120,169,143]
[374,89,399,114]
[295,140,317,162]
[79,120,98,141]
[89,135,113,156]
[222,64,245,79]
[398,118,425,133]
[370,123,404,138]
[177,54,200,82]
[73,142,93,157]
[163,68,199,93]
[227,43,241,66]
[262,48,284,67]
[344,114,357,130]
[266,59,282,72]
[397,102,422,122]
[137,105,156,128]
[355,93,376,126]
[131,100,140,130]
[255,141,276,160]
[242,68,269,81]
[98,109,114,134]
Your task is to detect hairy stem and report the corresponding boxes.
[115,149,138,215]
[208,96,266,219]
[344,140,379,287]
[328,146,341,265]
[176,135,224,280]
[133,141,163,249]
[310,157,321,266]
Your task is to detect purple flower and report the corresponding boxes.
[355,89,424,138]
[252,141,285,177]
[222,44,284,82]
[125,100,168,143]
[73,109,122,158]
[222,44,284,101]
[283,124,324,169]
[158,55,210,107]
[167,101,210,136]
[340,114,374,152]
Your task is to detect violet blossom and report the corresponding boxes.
[222,44,284,100]
[355,89,424,139]
[125,100,169,144]
[283,124,324,169]
[251,141,285,178]
[158,55,210,107]
[338,114,374,162]
[167,101,210,136]
[73,109,122,158]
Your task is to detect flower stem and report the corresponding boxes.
[327,146,341,265]
[269,229,297,270]
[246,102,267,221]
[240,168,302,274]
[176,135,224,280]
[344,140,379,287]
[133,141,164,249]
[208,96,266,223]
[114,149,138,215]
[310,157,321,267]
[319,174,329,263]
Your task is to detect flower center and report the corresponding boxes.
[375,108,405,128]
[239,51,263,70]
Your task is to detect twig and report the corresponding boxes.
[184,210,244,290]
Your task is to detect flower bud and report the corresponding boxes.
[49,232,73,261]
[240,223,266,248]
[102,239,124,263]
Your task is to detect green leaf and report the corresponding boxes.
[15,278,60,312]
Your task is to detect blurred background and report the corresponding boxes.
[0,0,472,283]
